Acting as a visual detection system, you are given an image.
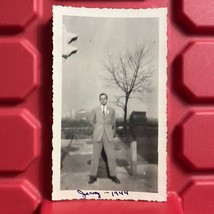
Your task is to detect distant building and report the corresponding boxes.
[76,108,90,120]
[71,109,76,119]
[63,112,71,119]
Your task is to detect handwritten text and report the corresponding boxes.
[77,189,101,199]
[77,190,129,199]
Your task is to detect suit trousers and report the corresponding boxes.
[90,131,116,177]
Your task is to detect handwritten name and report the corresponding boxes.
[77,190,129,199]
[77,189,101,199]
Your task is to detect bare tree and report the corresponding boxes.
[104,44,155,133]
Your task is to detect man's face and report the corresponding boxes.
[99,95,108,106]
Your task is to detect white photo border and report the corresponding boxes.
[52,6,167,201]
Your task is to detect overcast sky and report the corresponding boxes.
[62,15,159,119]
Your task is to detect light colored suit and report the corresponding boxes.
[90,105,116,177]
[90,105,116,141]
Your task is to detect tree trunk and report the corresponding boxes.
[123,95,129,134]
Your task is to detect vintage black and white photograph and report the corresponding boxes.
[52,6,167,201]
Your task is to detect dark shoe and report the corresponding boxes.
[111,176,121,184]
[88,176,97,184]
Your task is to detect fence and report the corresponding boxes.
[61,125,158,140]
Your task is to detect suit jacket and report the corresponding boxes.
[90,105,116,142]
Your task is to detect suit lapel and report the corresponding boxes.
[98,106,103,118]
[104,106,110,118]
[98,105,110,118]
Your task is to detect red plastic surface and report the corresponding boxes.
[0,0,214,214]
[0,40,39,101]
[41,193,183,214]
[0,109,40,172]
[0,179,41,214]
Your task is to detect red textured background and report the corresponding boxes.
[0,0,214,214]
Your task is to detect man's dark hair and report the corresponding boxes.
[99,93,108,100]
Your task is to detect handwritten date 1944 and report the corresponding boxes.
[110,191,129,197]
[77,189,129,199]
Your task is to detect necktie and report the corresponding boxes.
[103,107,105,116]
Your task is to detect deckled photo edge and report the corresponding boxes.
[52,6,63,200]
[52,6,167,201]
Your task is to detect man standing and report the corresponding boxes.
[88,93,120,184]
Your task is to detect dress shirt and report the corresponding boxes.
[101,105,107,115]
